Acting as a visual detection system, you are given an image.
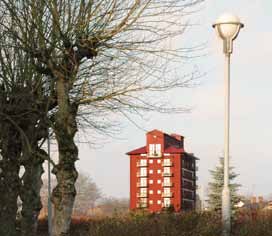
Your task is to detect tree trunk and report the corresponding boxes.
[51,78,78,236]
[20,149,44,236]
[0,128,21,236]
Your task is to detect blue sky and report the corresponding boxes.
[72,0,272,199]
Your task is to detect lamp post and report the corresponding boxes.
[47,128,52,236]
[213,14,244,236]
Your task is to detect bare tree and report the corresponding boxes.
[96,197,129,217]
[0,0,204,235]
[41,172,102,216]
[0,35,53,235]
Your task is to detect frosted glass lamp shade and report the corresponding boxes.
[213,13,244,40]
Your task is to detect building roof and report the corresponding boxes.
[126,146,185,155]
[126,130,198,159]
[126,146,147,155]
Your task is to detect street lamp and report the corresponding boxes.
[47,128,52,236]
[213,13,244,236]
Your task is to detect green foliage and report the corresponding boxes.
[207,157,241,212]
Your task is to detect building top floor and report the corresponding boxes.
[127,129,198,160]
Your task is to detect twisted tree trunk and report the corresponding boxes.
[0,126,21,236]
[51,78,78,236]
[20,148,45,236]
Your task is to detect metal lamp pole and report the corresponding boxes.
[213,14,244,236]
[47,128,52,236]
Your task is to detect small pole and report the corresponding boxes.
[47,128,52,236]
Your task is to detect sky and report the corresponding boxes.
[57,0,272,200]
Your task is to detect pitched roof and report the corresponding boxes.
[164,146,184,153]
[126,146,146,155]
[126,146,185,155]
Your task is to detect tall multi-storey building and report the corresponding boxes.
[127,129,198,212]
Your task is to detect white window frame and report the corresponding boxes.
[164,167,171,174]
[140,167,147,176]
[140,178,147,186]
[164,177,170,185]
[155,144,161,155]
[163,158,171,166]
[149,144,155,155]
[140,159,147,166]
[140,188,147,194]
[164,198,171,207]
[164,188,171,194]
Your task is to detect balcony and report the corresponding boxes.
[162,203,172,208]
[162,192,173,198]
[137,161,148,167]
[137,203,148,208]
[137,192,148,198]
[182,170,193,179]
[147,152,162,158]
[162,172,173,177]
[162,161,173,167]
[183,190,194,199]
[137,182,148,187]
[137,172,148,177]
[162,182,173,187]
[182,185,194,191]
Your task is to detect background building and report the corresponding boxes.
[127,129,198,212]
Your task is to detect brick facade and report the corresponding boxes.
[127,129,198,212]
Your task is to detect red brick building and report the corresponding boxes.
[127,129,198,212]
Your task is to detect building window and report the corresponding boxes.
[157,190,161,194]
[149,190,153,194]
[157,169,161,174]
[163,167,171,175]
[149,179,153,184]
[163,188,172,197]
[164,188,171,194]
[149,144,155,155]
[140,167,147,177]
[164,198,171,207]
[157,159,161,164]
[157,200,161,205]
[155,144,161,154]
[140,178,147,187]
[157,179,161,184]
[140,198,147,204]
[149,159,153,164]
[140,159,147,166]
[163,159,171,166]
[149,169,153,174]
[149,200,153,204]
[140,188,147,196]
[163,177,171,186]
[149,144,161,156]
